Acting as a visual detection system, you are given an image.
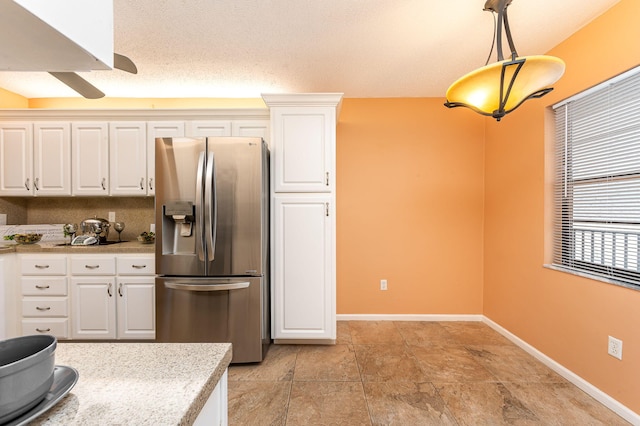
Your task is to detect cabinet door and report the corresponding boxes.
[232,120,270,146]
[70,277,116,339]
[0,122,33,196]
[147,121,185,196]
[33,122,71,196]
[272,195,335,339]
[116,277,155,339]
[186,120,232,137]
[272,107,334,193]
[109,122,147,196]
[72,122,109,195]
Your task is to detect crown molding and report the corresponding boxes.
[0,108,270,121]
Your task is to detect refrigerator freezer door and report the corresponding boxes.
[155,276,269,363]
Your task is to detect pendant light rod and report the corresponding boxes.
[484,0,516,62]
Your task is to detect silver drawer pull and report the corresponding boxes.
[36,306,51,311]
[132,264,147,269]
[36,328,51,332]
[85,265,100,269]
[35,285,50,289]
[35,264,50,269]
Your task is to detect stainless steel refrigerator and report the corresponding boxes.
[154,136,270,363]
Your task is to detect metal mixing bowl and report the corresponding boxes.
[0,335,57,424]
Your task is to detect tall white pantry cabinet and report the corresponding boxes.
[263,93,343,342]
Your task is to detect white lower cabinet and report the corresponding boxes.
[18,253,155,340]
[273,195,335,340]
[116,276,155,339]
[70,275,116,339]
[19,254,69,339]
[70,254,155,340]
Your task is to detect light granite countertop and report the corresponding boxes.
[0,240,154,254]
[30,342,232,426]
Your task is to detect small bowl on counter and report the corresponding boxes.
[137,232,155,244]
[3,233,43,245]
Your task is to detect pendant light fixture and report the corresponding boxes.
[444,0,565,121]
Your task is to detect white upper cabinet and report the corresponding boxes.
[270,107,335,193]
[232,120,270,146]
[0,122,33,196]
[147,121,186,197]
[186,120,232,137]
[0,110,270,197]
[109,122,147,196]
[0,122,71,196]
[33,122,71,196]
[72,122,109,196]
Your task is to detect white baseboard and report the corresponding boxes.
[334,313,639,425]
[482,316,640,425]
[336,314,483,322]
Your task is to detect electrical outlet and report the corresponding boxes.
[608,336,623,360]
[108,211,116,222]
[380,279,387,291]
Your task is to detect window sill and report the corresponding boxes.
[543,264,640,292]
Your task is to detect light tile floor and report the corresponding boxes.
[228,321,629,425]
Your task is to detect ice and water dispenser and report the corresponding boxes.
[162,201,195,254]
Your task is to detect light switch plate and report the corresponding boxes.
[0,214,6,225]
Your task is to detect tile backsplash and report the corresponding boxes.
[0,197,154,242]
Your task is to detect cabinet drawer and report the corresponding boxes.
[117,256,155,275]
[21,277,68,296]
[22,297,69,317]
[21,257,67,275]
[22,318,69,339]
[70,256,116,275]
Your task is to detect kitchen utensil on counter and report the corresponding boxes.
[0,335,57,424]
[80,216,110,243]
[114,222,125,242]
[63,224,78,245]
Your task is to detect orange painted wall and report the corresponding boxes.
[27,97,266,109]
[483,0,640,413]
[0,87,27,108]
[336,98,485,314]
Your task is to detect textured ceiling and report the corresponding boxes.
[0,0,622,99]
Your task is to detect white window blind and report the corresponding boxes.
[553,67,640,288]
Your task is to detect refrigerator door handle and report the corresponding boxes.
[204,151,217,262]
[164,281,250,291]
[195,151,206,262]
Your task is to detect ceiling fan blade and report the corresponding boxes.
[49,72,105,99]
[114,53,138,74]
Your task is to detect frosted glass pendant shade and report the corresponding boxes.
[445,55,566,120]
